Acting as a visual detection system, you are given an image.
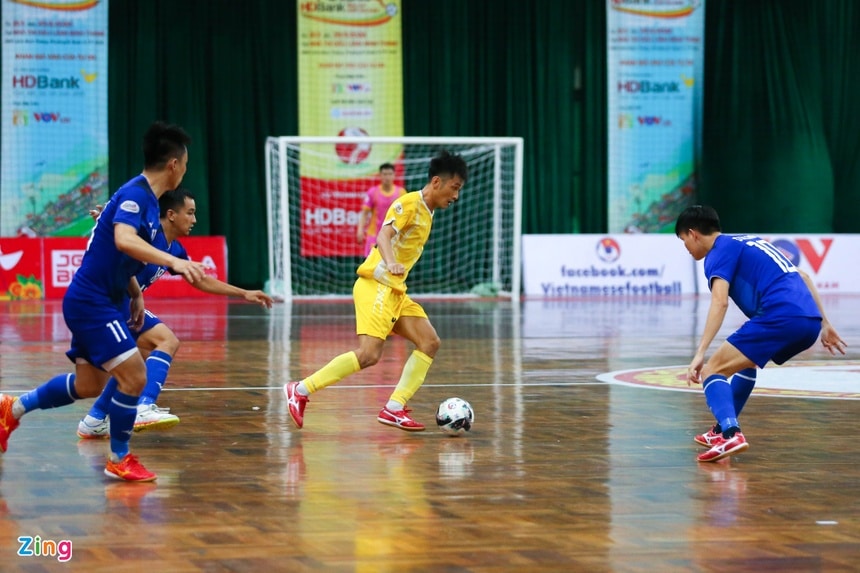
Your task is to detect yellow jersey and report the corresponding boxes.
[356,191,433,293]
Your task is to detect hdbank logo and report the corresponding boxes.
[617,80,680,94]
[610,0,700,18]
[771,238,834,274]
[12,75,81,90]
[8,0,99,11]
[300,1,397,26]
[596,237,621,263]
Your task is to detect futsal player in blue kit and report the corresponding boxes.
[676,205,846,462]
[76,187,273,439]
[0,121,206,481]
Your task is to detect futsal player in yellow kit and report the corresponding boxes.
[284,150,467,431]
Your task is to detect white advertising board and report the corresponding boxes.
[522,234,696,297]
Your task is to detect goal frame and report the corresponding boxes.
[265,135,524,301]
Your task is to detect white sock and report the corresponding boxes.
[296,383,310,396]
[385,400,404,412]
[11,400,25,419]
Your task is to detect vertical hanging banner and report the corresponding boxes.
[297,0,403,257]
[607,0,704,233]
[1,0,108,238]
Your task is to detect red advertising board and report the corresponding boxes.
[143,236,228,298]
[0,237,43,300]
[300,176,367,257]
[0,236,227,299]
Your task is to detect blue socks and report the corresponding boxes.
[109,391,138,460]
[87,349,173,419]
[88,377,118,419]
[731,368,756,415]
[140,350,172,406]
[703,374,739,434]
[18,373,80,413]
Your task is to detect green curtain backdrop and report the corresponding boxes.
[105,0,606,289]
[700,0,860,233]
[3,1,856,289]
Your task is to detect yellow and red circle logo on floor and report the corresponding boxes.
[598,360,860,400]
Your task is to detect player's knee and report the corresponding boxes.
[355,348,382,369]
[74,379,103,399]
[418,334,441,358]
[161,333,180,356]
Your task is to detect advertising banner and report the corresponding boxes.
[0,236,42,299]
[522,234,696,297]
[1,0,109,237]
[297,0,403,257]
[607,0,704,233]
[695,234,860,294]
[0,236,227,299]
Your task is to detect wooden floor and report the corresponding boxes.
[1,295,859,572]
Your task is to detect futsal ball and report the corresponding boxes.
[435,397,474,436]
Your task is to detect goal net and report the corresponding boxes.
[265,136,523,300]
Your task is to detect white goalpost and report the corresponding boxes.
[265,136,523,301]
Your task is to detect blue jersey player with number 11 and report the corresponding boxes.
[675,205,846,463]
[0,121,207,482]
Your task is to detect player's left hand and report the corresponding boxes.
[128,295,145,332]
[245,290,274,309]
[821,322,847,355]
[686,354,705,386]
[88,204,104,221]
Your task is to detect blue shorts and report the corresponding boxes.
[64,295,138,369]
[728,315,821,368]
[136,309,163,338]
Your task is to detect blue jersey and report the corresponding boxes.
[704,234,821,319]
[66,175,161,307]
[135,231,189,292]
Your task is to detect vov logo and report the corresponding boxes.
[771,238,833,273]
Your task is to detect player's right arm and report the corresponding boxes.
[375,223,404,275]
[114,223,206,284]
[127,276,145,331]
[688,277,730,385]
[356,208,371,243]
[798,269,847,355]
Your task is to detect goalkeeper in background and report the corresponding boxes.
[356,162,406,256]
[284,150,467,431]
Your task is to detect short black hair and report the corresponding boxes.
[159,187,195,218]
[379,162,395,172]
[428,150,467,182]
[143,121,191,169]
[675,205,721,236]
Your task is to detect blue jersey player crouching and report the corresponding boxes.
[0,121,206,482]
[676,205,846,463]
[76,187,274,439]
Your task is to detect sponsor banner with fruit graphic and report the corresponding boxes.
[0,236,226,299]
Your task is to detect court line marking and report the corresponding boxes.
[159,381,607,392]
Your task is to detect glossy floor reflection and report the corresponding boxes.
[0,296,858,571]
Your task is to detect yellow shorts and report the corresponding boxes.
[353,277,427,340]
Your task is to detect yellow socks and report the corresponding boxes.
[389,350,433,406]
[303,351,361,393]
